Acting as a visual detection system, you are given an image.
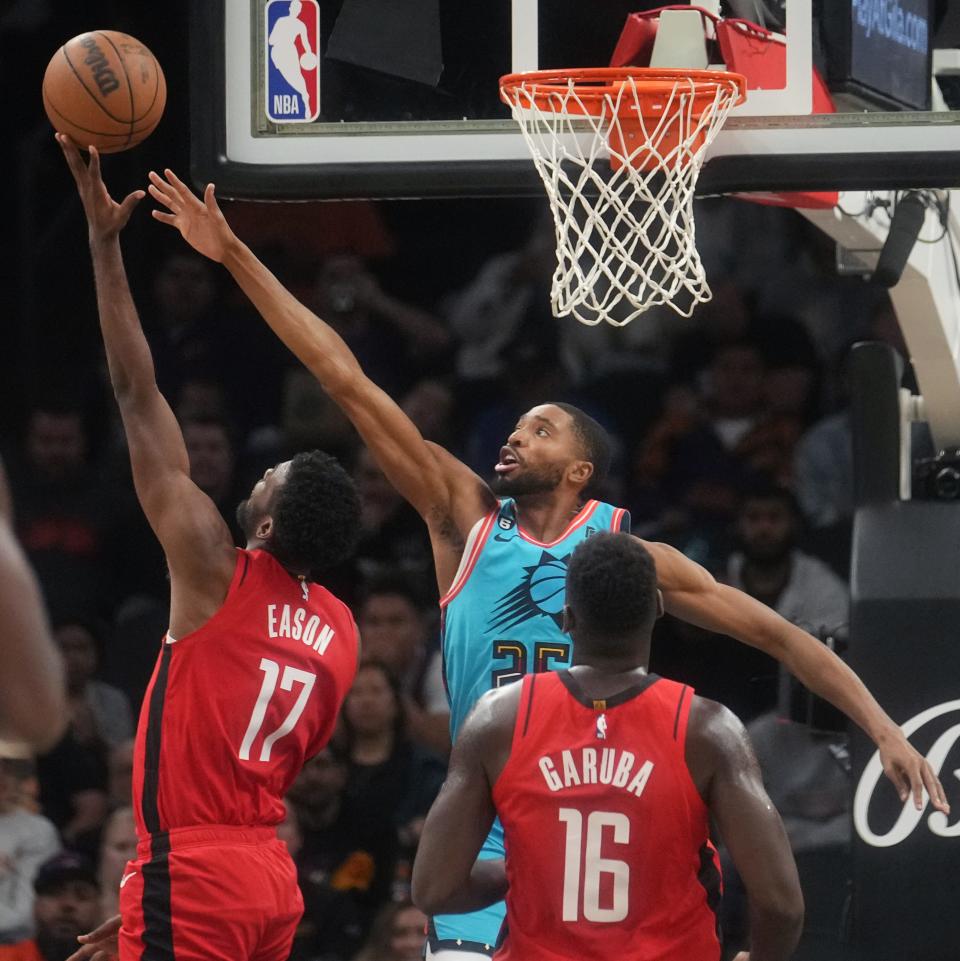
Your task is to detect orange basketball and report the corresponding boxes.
[42,31,166,154]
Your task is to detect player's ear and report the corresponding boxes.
[568,460,593,487]
[256,515,274,541]
[655,589,664,620]
[562,604,575,635]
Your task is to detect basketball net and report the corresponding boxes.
[500,69,745,326]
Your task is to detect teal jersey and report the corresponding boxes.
[432,497,630,952]
[441,497,630,741]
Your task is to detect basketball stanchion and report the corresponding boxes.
[500,68,745,326]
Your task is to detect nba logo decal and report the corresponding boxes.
[265,0,320,123]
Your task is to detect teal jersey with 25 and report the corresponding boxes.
[430,496,631,954]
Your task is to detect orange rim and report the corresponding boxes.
[499,67,747,116]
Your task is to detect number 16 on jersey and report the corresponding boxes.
[558,808,631,923]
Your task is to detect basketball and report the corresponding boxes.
[300,51,318,71]
[42,31,166,154]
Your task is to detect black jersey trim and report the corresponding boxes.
[141,643,171,834]
[697,841,724,950]
[140,642,174,960]
[141,831,175,961]
[673,684,690,741]
[557,669,660,710]
[521,674,537,737]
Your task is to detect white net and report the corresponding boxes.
[500,70,744,326]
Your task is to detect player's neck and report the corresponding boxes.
[514,490,584,542]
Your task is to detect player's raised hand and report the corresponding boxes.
[879,727,949,815]
[65,914,121,961]
[57,135,145,242]
[148,169,232,263]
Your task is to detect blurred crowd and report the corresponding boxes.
[1,188,909,960]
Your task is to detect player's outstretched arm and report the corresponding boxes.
[146,172,493,577]
[689,698,803,961]
[0,459,67,750]
[644,537,949,815]
[58,137,235,631]
[412,689,514,915]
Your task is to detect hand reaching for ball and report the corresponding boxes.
[57,135,145,241]
[148,170,235,264]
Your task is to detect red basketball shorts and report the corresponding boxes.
[119,825,303,961]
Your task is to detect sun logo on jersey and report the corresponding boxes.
[488,551,569,632]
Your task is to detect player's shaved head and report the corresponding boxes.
[548,403,612,492]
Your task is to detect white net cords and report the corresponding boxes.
[504,75,742,326]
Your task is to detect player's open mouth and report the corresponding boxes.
[495,447,521,474]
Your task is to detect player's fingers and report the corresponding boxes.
[203,182,219,214]
[88,146,101,181]
[163,167,189,195]
[147,181,176,209]
[56,134,85,181]
[119,190,146,216]
[923,760,949,814]
[151,210,177,225]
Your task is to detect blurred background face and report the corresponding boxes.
[314,252,367,321]
[183,422,234,498]
[153,253,216,325]
[55,624,98,692]
[358,593,424,676]
[99,807,138,890]
[389,904,429,960]
[34,881,100,945]
[354,448,402,531]
[708,346,765,418]
[738,497,796,563]
[344,665,398,738]
[401,379,454,444]
[26,411,87,481]
[288,749,348,813]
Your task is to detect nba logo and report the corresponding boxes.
[265,0,320,123]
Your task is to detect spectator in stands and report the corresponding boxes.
[36,624,121,852]
[352,899,429,961]
[444,214,556,413]
[181,414,243,538]
[0,853,99,961]
[312,253,450,397]
[356,576,449,756]
[7,404,111,622]
[634,340,804,545]
[400,379,457,451]
[286,746,394,960]
[340,662,446,899]
[350,449,433,600]
[95,807,136,923]
[0,754,60,946]
[719,485,849,718]
[55,621,132,752]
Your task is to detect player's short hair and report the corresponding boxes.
[549,402,612,490]
[270,450,361,579]
[566,533,657,641]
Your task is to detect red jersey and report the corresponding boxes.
[132,548,358,840]
[492,671,722,961]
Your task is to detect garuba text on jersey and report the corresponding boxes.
[266,603,335,654]
[538,748,654,798]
